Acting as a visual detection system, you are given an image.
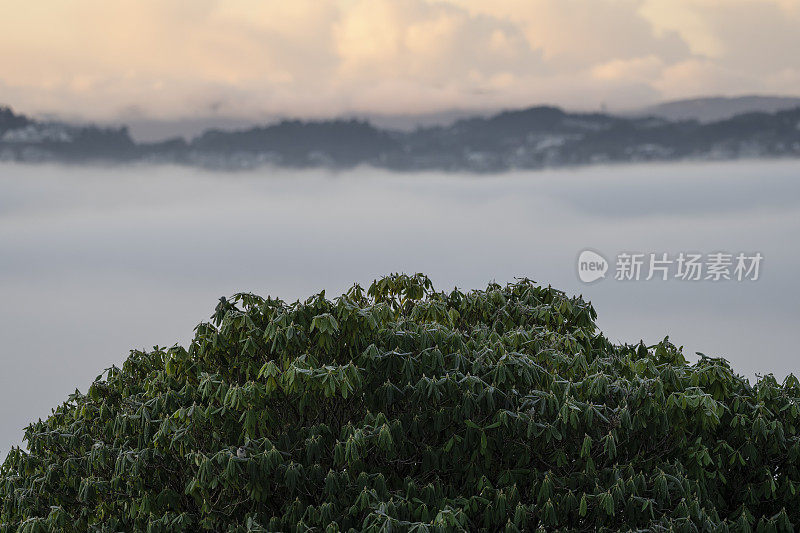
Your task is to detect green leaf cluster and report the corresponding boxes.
[1,275,799,532]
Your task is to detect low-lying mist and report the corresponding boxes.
[1,159,799,456]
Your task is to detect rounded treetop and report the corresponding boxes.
[1,274,798,531]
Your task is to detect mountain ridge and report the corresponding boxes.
[2,102,800,172]
[629,95,800,123]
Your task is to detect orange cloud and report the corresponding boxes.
[0,0,797,120]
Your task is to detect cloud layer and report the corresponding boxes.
[1,0,799,120]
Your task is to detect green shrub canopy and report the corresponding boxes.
[2,274,799,532]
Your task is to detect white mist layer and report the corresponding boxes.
[1,159,799,457]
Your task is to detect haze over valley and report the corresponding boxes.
[2,158,798,457]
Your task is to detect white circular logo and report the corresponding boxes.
[577,249,608,283]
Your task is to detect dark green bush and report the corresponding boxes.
[2,274,798,532]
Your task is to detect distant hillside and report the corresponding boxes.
[0,106,31,131]
[2,103,800,172]
[121,109,487,142]
[631,95,800,123]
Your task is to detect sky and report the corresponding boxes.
[1,0,800,121]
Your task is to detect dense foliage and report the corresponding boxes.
[2,274,799,532]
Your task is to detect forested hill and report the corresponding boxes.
[2,104,800,171]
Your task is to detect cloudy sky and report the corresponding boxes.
[2,0,799,121]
